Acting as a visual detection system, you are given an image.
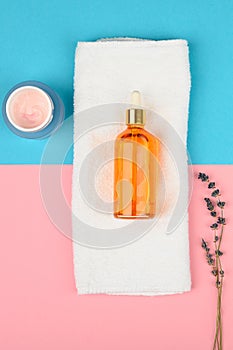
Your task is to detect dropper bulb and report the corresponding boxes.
[131,90,141,106]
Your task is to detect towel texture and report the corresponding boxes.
[72,38,191,295]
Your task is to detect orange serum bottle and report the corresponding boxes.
[114,91,160,219]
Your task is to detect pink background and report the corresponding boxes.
[0,165,232,349]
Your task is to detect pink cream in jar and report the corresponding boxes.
[6,86,53,132]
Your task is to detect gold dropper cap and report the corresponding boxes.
[126,90,146,125]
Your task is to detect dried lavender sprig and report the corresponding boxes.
[198,172,226,350]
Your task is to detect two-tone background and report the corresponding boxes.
[0,1,233,349]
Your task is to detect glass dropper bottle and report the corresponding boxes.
[114,90,160,219]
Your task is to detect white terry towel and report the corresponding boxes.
[72,38,191,295]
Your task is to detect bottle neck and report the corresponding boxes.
[127,123,144,129]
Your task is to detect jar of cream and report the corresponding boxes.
[2,81,65,138]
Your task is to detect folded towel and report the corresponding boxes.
[72,38,191,295]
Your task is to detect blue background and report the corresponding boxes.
[0,0,232,164]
